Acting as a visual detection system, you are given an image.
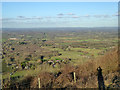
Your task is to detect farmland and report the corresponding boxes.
[2,27,119,88]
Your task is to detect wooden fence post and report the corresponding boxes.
[38,78,41,88]
[74,72,76,83]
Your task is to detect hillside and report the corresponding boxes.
[2,29,119,88]
[8,47,119,88]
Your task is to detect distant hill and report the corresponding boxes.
[2,27,118,31]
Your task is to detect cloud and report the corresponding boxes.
[57,13,76,17]
[17,16,26,18]
[112,12,120,16]
[112,14,119,16]
[32,17,43,20]
[17,16,43,20]
[57,13,64,16]
[46,16,52,18]
[103,15,110,18]
[84,15,91,17]
[93,15,103,18]
[57,16,79,18]
[93,15,110,18]
[57,16,64,18]
[2,18,14,21]
[67,13,75,15]
[72,16,79,18]
[2,14,113,24]
[2,16,43,22]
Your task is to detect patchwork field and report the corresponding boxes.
[2,28,119,88]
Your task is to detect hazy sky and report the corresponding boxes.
[2,2,118,28]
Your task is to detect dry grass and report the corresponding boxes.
[31,72,55,88]
[95,47,118,74]
[9,47,119,88]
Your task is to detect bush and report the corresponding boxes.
[21,62,26,69]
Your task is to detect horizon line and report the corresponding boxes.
[2,26,118,29]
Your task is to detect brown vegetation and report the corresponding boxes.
[28,47,119,88]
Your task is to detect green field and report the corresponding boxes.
[2,28,118,87]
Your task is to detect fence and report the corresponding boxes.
[2,67,111,89]
[2,72,77,89]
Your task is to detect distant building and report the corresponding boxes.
[12,63,17,66]
[20,35,24,37]
[25,66,29,70]
[16,66,19,69]
[9,38,17,40]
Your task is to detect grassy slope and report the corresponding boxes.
[29,47,119,88]
[3,47,119,88]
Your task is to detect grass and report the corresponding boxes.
[11,70,28,77]
[71,47,104,57]
[9,63,61,80]
[2,45,111,81]
[95,48,118,74]
[41,46,108,64]
[57,36,105,42]
[2,73,10,80]
[33,47,119,88]
[42,46,84,59]
[3,47,119,88]
[2,30,118,88]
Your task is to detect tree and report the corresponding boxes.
[40,55,44,60]
[25,57,30,61]
[11,48,15,50]
[10,57,15,62]
[21,62,26,69]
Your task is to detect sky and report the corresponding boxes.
[2,2,118,28]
